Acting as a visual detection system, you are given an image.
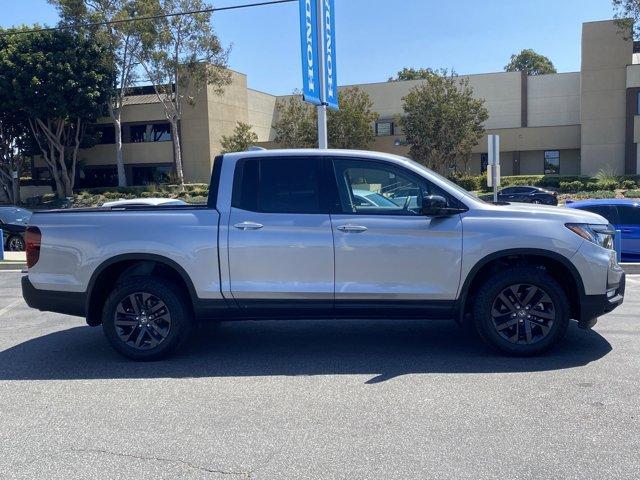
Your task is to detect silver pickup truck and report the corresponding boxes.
[22,149,625,360]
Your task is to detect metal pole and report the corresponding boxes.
[316,0,328,149]
[0,229,4,261]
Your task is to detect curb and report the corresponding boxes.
[621,263,640,275]
[0,262,26,271]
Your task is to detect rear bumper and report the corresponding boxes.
[579,272,625,328]
[21,276,86,318]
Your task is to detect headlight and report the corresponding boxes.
[566,223,614,249]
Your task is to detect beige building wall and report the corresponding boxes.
[580,20,631,175]
[247,89,277,141]
[527,73,580,127]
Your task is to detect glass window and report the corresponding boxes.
[375,121,394,136]
[131,165,173,185]
[617,205,640,225]
[332,158,447,215]
[129,123,172,143]
[582,206,618,224]
[232,157,323,214]
[481,153,488,174]
[94,125,116,144]
[77,166,118,188]
[544,151,560,175]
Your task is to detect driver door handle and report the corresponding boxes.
[233,221,264,230]
[337,225,367,233]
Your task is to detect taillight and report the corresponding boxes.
[25,226,41,268]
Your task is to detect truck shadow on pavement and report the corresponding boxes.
[0,319,611,383]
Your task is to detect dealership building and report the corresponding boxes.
[31,19,640,187]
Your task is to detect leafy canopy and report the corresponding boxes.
[273,87,378,150]
[388,67,436,82]
[400,69,489,174]
[220,122,259,153]
[504,49,556,75]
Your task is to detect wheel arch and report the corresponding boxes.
[86,253,198,326]
[456,248,585,324]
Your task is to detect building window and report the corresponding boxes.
[77,166,118,188]
[544,150,560,175]
[375,121,394,136]
[128,123,172,143]
[480,153,488,173]
[131,165,173,185]
[637,91,640,114]
[94,125,116,144]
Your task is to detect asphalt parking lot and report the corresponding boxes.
[0,271,639,479]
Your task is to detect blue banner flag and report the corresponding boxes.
[299,0,322,106]
[321,0,338,110]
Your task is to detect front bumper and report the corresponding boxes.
[579,272,625,329]
[21,276,86,318]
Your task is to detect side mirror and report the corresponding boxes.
[421,194,466,217]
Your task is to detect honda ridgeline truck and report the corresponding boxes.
[21,150,625,360]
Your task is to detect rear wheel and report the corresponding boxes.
[472,267,569,356]
[7,235,25,251]
[102,276,193,360]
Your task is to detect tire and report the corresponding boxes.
[7,235,25,251]
[531,199,542,204]
[472,267,570,356]
[102,276,193,361]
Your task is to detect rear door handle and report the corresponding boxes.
[233,221,264,230]
[337,225,367,233]
[622,228,633,233]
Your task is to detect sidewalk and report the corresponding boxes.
[0,251,26,271]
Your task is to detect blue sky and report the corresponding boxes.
[0,0,616,94]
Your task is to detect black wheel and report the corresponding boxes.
[102,276,193,361]
[473,267,569,356]
[531,199,542,204]
[7,235,25,251]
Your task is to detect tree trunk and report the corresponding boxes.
[110,104,127,187]
[12,176,20,205]
[170,119,185,190]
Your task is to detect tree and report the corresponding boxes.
[327,87,378,149]
[388,67,435,82]
[49,0,157,187]
[220,122,258,153]
[272,94,317,149]
[0,111,28,204]
[613,0,640,38]
[504,49,556,75]
[0,28,115,197]
[138,0,230,189]
[400,70,489,174]
[273,87,378,149]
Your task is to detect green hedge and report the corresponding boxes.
[450,174,638,193]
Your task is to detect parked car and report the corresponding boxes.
[102,198,187,208]
[496,186,558,205]
[0,207,31,251]
[565,199,640,261]
[22,149,624,360]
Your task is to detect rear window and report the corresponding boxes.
[581,205,618,224]
[617,205,640,225]
[232,157,324,214]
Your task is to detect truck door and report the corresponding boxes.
[329,157,463,318]
[227,156,335,315]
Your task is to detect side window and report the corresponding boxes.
[583,206,617,224]
[500,187,515,194]
[232,157,324,214]
[332,158,446,215]
[617,205,640,225]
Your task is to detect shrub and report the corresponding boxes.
[451,175,482,191]
[595,179,618,191]
[624,190,640,198]
[621,179,636,190]
[559,180,584,192]
[570,190,616,200]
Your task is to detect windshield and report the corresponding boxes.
[0,207,32,225]
[399,156,487,203]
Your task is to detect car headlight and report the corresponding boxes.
[566,223,614,249]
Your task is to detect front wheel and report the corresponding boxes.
[472,267,570,356]
[102,276,193,361]
[7,235,25,251]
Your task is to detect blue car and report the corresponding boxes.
[565,199,640,261]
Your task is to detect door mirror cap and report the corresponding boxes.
[421,194,466,217]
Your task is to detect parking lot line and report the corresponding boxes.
[0,299,22,317]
